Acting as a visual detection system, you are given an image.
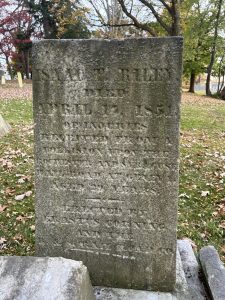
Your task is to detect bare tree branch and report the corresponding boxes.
[88,0,106,24]
[158,0,172,14]
[117,0,156,36]
[138,0,171,34]
[103,22,137,27]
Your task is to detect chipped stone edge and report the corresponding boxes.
[199,246,225,300]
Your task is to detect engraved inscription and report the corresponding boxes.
[33,39,182,290]
[33,67,171,82]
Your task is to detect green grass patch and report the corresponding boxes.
[0,99,32,124]
[181,105,225,131]
[0,99,34,255]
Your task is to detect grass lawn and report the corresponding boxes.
[0,87,225,261]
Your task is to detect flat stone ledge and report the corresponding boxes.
[199,246,225,300]
[0,256,95,300]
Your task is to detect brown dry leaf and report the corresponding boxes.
[13,234,23,241]
[0,205,8,213]
[0,237,7,249]
[0,158,14,169]
[16,215,28,224]
[219,222,225,229]
[5,188,15,197]
[218,205,225,216]
[221,246,225,253]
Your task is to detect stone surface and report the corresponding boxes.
[0,256,95,300]
[94,250,191,300]
[178,240,208,299]
[0,70,4,79]
[0,115,11,138]
[33,38,183,291]
[199,246,225,300]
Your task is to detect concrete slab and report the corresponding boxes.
[0,256,95,300]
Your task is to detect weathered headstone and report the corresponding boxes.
[0,115,11,138]
[33,38,183,291]
[0,70,4,78]
[17,71,23,88]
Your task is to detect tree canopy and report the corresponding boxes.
[0,0,225,95]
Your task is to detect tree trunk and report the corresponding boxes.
[220,71,225,92]
[217,55,224,93]
[206,0,223,96]
[189,71,195,93]
[171,0,181,36]
[5,55,13,79]
[41,0,56,38]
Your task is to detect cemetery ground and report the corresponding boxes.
[0,82,225,262]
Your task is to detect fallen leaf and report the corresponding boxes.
[0,237,7,249]
[13,234,23,241]
[25,191,32,197]
[16,215,27,223]
[0,205,8,213]
[15,194,25,201]
[30,225,35,231]
[201,191,210,197]
[219,222,225,229]
[5,188,15,196]
[18,178,25,184]
[179,193,190,199]
[218,205,225,216]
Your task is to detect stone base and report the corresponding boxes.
[94,249,190,300]
[94,240,209,300]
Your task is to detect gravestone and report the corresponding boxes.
[33,38,183,292]
[0,70,5,84]
[0,115,11,138]
[0,70,4,80]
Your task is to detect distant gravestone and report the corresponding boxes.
[0,70,4,79]
[0,70,5,84]
[33,38,183,291]
[0,115,11,138]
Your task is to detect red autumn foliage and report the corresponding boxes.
[0,0,39,78]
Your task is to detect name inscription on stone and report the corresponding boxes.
[33,39,183,291]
